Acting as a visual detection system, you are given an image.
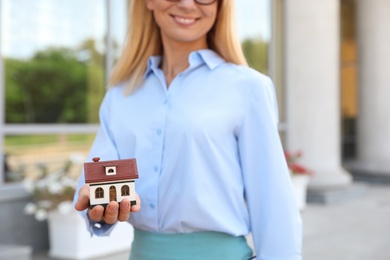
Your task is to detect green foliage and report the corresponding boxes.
[241,38,269,75]
[5,134,95,147]
[86,63,105,123]
[5,39,267,124]
[5,48,87,123]
[5,40,105,124]
[80,38,106,123]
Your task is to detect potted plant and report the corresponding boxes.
[284,150,314,210]
[23,158,78,221]
[23,154,134,259]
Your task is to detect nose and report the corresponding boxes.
[177,0,197,9]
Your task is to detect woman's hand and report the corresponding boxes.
[74,184,141,224]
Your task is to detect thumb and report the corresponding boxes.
[75,184,90,211]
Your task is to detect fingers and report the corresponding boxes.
[118,199,131,222]
[118,194,141,221]
[88,202,120,224]
[131,193,141,213]
[103,201,120,224]
[88,205,105,222]
[77,187,141,224]
[74,184,90,211]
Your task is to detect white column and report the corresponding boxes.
[355,0,390,175]
[0,0,5,184]
[284,0,351,188]
[0,55,4,184]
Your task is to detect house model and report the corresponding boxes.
[84,157,139,208]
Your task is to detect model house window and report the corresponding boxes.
[95,187,104,199]
[105,166,117,175]
[121,185,130,196]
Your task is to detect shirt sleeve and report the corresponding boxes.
[73,89,120,237]
[237,76,302,259]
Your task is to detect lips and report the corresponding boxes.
[171,15,198,26]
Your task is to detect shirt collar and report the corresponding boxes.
[144,56,162,78]
[144,49,225,78]
[189,49,225,70]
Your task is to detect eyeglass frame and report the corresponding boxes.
[164,0,218,6]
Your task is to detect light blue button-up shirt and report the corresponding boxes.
[74,49,302,259]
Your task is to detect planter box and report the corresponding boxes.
[48,211,133,259]
[0,244,32,260]
[291,175,310,211]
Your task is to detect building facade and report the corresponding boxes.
[274,0,390,197]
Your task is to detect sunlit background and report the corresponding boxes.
[2,0,389,259]
[0,0,273,183]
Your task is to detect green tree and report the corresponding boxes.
[79,39,105,123]
[5,48,88,123]
[241,38,269,75]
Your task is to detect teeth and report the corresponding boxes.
[175,17,195,24]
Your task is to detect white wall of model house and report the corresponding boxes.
[89,181,136,206]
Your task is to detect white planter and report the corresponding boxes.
[291,175,310,211]
[48,211,133,259]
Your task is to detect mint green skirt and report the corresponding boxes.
[129,228,253,260]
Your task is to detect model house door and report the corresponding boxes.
[109,186,117,201]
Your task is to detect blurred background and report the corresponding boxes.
[0,0,389,259]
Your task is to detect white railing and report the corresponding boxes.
[0,124,99,185]
[2,124,99,135]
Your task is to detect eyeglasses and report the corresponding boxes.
[165,0,218,5]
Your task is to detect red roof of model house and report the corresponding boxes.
[84,157,139,184]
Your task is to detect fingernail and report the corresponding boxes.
[108,204,118,210]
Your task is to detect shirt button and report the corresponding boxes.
[163,100,168,105]
[149,203,155,209]
[156,129,162,135]
[153,166,158,172]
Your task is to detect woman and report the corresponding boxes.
[74,0,302,259]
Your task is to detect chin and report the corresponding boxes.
[166,32,209,45]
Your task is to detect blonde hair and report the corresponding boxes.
[109,0,247,94]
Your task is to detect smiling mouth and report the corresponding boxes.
[171,15,198,25]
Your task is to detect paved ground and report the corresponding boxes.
[302,183,390,260]
[32,183,390,260]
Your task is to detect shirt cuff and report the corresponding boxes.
[79,209,117,237]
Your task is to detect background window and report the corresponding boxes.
[3,0,107,124]
[1,0,275,184]
[1,0,129,183]
[236,0,270,75]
